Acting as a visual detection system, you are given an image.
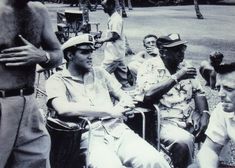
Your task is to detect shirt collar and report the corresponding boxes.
[61,68,94,82]
[61,68,82,81]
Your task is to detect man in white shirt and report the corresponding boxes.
[98,0,131,89]
[198,62,235,168]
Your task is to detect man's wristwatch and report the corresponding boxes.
[44,52,51,64]
[203,110,210,115]
[171,75,178,83]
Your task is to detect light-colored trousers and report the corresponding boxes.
[0,95,51,168]
[81,123,170,168]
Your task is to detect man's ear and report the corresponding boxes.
[159,49,165,56]
[67,51,74,61]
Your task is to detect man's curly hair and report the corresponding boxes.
[210,52,235,74]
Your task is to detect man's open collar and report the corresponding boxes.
[61,68,82,81]
[61,68,94,82]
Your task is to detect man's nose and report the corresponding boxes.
[87,54,92,59]
[218,87,226,98]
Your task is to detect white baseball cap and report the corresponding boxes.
[62,34,95,51]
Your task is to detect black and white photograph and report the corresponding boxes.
[0,0,235,167]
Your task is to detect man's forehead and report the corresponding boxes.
[217,72,235,87]
[145,37,157,42]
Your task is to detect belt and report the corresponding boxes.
[0,87,34,98]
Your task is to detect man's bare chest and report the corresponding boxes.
[0,8,44,50]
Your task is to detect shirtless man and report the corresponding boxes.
[0,0,63,167]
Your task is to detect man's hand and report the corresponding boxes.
[195,113,210,142]
[94,40,104,49]
[146,47,158,56]
[0,35,47,66]
[109,104,133,119]
[175,67,197,81]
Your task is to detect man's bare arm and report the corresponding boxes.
[51,97,131,119]
[39,3,63,68]
[143,67,197,104]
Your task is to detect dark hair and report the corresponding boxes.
[209,51,235,74]
[63,46,77,62]
[213,62,235,74]
[102,0,115,7]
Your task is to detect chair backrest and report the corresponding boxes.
[57,11,66,24]
[65,10,83,23]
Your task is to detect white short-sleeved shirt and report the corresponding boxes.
[45,67,130,137]
[206,103,235,145]
[103,11,125,63]
[46,67,121,108]
[46,67,133,137]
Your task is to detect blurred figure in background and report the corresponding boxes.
[98,0,131,89]
[128,34,159,77]
[199,51,224,89]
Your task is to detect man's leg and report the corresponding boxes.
[119,0,127,17]
[160,122,194,168]
[0,97,26,168]
[115,0,121,13]
[194,0,204,19]
[117,128,171,168]
[80,131,123,168]
[113,60,131,89]
[127,0,133,10]
[6,95,51,168]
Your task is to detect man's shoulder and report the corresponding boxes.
[111,12,122,22]
[93,66,107,78]
[28,1,47,13]
[47,70,64,82]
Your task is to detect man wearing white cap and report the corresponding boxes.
[134,33,210,168]
[46,34,171,168]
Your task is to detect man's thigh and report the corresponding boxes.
[7,95,51,168]
[160,121,194,148]
[82,135,123,168]
[117,129,170,168]
[0,97,25,167]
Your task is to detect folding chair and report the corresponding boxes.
[153,104,205,168]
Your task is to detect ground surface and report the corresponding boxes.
[37,2,235,165]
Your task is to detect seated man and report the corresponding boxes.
[45,34,170,168]
[199,51,224,89]
[197,62,235,168]
[128,34,159,77]
[134,33,210,168]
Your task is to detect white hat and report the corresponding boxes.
[62,34,95,51]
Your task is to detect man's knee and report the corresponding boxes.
[174,133,194,148]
